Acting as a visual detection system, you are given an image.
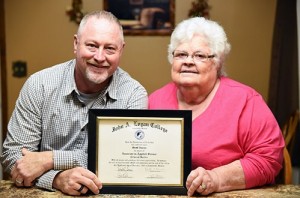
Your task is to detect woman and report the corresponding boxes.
[148,17,284,196]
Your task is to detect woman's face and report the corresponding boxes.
[171,35,219,88]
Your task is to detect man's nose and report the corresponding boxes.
[94,48,105,61]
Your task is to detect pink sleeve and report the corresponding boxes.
[239,95,284,188]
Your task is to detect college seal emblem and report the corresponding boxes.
[135,130,145,140]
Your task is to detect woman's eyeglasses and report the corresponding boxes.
[172,50,215,63]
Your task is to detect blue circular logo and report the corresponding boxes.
[135,130,145,140]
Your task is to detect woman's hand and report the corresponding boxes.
[186,161,245,196]
[186,167,219,196]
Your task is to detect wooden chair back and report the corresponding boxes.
[282,110,299,151]
[283,146,292,184]
[276,110,299,184]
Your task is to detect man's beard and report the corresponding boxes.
[85,68,109,84]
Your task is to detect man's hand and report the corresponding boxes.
[11,148,53,187]
[53,167,102,196]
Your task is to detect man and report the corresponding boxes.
[1,10,148,196]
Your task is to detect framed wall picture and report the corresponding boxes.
[103,0,175,36]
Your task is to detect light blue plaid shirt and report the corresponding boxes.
[1,59,148,191]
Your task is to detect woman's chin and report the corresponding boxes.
[177,80,198,87]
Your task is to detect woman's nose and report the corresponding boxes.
[184,55,195,65]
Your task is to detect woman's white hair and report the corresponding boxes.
[168,17,231,76]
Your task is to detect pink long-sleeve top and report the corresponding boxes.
[148,77,285,188]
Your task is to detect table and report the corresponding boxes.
[1,180,300,197]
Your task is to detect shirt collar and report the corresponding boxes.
[105,68,120,100]
[63,59,78,97]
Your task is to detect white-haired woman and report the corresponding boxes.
[149,17,284,196]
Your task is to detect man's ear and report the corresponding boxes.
[73,34,78,54]
[119,42,126,55]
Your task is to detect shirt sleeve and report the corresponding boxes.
[239,95,285,188]
[1,75,43,173]
[0,75,87,190]
[126,85,148,109]
[53,150,87,169]
[35,170,61,191]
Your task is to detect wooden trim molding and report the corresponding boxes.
[0,0,9,179]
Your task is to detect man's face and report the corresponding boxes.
[73,17,124,91]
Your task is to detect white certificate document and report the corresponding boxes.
[96,117,184,186]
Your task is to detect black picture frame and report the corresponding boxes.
[103,0,175,36]
[88,109,192,195]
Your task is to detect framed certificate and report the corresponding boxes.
[88,109,192,195]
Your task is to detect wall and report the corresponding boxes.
[4,0,276,120]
